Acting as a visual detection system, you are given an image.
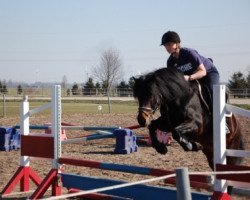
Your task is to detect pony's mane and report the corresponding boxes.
[133,67,192,103]
[154,68,191,98]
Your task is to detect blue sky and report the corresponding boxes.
[0,0,250,84]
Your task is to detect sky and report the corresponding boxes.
[0,0,250,84]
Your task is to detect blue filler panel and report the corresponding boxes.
[113,129,138,154]
[61,173,211,200]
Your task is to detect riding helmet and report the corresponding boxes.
[161,31,181,45]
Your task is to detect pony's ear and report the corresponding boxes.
[132,76,138,82]
[132,75,146,83]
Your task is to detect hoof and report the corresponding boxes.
[153,143,168,154]
[192,142,203,151]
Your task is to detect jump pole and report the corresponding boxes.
[58,157,210,189]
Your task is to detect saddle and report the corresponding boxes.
[194,80,212,114]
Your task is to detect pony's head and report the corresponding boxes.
[133,73,162,127]
[133,68,191,127]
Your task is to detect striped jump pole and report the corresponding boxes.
[58,157,210,189]
[14,124,120,131]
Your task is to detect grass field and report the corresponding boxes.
[0,98,249,118]
[0,100,139,117]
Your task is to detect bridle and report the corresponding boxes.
[138,106,158,118]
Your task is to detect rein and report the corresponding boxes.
[195,80,210,112]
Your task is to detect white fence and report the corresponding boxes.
[213,85,250,194]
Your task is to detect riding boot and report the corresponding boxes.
[225,111,232,134]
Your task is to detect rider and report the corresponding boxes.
[161,31,220,103]
[161,31,230,134]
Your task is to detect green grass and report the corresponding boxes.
[0,99,249,118]
[62,102,138,115]
[0,100,139,117]
[235,104,250,110]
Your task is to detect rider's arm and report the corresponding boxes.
[184,64,207,81]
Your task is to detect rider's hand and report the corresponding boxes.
[184,75,190,81]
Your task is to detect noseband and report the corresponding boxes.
[138,106,158,118]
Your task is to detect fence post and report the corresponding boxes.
[213,84,227,193]
[20,95,30,166]
[51,85,62,169]
[175,167,192,200]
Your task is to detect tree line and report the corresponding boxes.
[69,77,135,96]
[1,70,250,97]
[0,47,249,96]
[227,71,250,89]
[0,82,8,94]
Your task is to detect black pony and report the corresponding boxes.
[133,67,244,169]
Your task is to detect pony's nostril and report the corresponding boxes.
[138,119,146,127]
[137,116,146,127]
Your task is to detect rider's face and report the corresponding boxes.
[164,42,178,54]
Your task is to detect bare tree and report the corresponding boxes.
[93,48,123,88]
[93,47,123,113]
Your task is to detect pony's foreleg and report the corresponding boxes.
[148,118,168,154]
[172,130,202,151]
